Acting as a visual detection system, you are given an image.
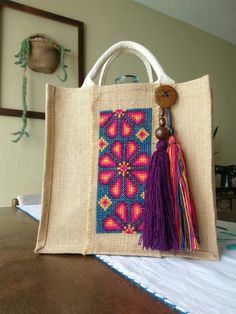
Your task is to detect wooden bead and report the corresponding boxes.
[155,127,169,140]
[159,117,166,127]
[160,107,165,117]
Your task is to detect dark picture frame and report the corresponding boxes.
[0,0,84,119]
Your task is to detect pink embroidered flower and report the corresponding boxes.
[103,202,143,234]
[100,109,146,138]
[99,140,150,198]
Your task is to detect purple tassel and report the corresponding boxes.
[139,140,178,251]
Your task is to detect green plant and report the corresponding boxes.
[11,73,29,142]
[13,35,70,143]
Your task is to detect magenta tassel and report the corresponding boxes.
[139,140,178,251]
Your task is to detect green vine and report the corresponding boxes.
[15,38,30,69]
[12,38,30,142]
[58,46,71,82]
[12,34,70,143]
[11,72,29,142]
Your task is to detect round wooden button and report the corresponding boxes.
[155,85,178,108]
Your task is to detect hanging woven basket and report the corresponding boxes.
[27,34,60,74]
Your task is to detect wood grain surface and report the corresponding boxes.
[0,207,176,314]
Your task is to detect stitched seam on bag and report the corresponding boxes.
[43,86,55,248]
[203,75,219,259]
[35,85,55,252]
[83,86,98,254]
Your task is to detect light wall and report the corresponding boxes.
[0,0,235,206]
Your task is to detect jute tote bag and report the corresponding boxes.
[35,41,219,260]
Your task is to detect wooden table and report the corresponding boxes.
[0,207,175,314]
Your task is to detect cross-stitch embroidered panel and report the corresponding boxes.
[96,108,152,234]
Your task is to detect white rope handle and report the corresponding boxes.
[98,48,154,86]
[82,41,174,87]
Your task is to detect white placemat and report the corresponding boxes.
[17,205,236,314]
[17,204,41,221]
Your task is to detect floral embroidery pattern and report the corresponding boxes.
[103,202,143,234]
[96,108,152,234]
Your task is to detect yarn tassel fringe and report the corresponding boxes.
[167,135,200,251]
[139,140,179,251]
